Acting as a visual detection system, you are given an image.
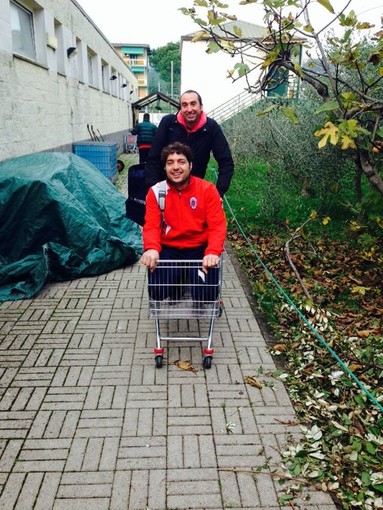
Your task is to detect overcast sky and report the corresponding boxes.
[75,0,383,49]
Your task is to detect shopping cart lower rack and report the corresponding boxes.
[147,259,223,369]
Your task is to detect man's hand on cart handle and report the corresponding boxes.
[140,250,160,271]
[202,254,220,274]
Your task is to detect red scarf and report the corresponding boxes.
[176,110,207,133]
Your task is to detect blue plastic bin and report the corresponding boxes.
[73,142,117,181]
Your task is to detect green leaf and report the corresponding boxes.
[365,442,377,454]
[233,25,243,37]
[317,0,335,14]
[257,104,278,116]
[234,62,250,77]
[281,107,298,124]
[278,494,295,504]
[295,449,309,458]
[315,101,339,114]
[292,463,301,475]
[293,62,304,78]
[361,471,371,486]
[206,41,221,54]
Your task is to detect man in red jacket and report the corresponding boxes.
[140,142,226,300]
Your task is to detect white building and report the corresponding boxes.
[181,20,300,119]
[0,0,138,161]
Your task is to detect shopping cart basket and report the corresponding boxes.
[123,132,137,153]
[147,258,223,369]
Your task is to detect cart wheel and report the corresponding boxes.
[155,355,163,368]
[203,356,212,369]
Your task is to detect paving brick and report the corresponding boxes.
[53,497,110,510]
[255,473,282,507]
[34,472,61,510]
[110,470,131,509]
[0,252,338,510]
[75,409,124,439]
[125,385,167,409]
[125,469,149,509]
[0,410,35,439]
[117,436,166,470]
[0,439,23,471]
[65,438,87,471]
[215,434,266,469]
[14,471,45,507]
[0,472,26,508]
[90,366,131,386]
[219,470,242,508]
[167,483,222,509]
[11,367,56,388]
[68,333,104,349]
[41,387,87,412]
[206,384,252,408]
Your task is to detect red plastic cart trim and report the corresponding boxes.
[203,348,214,355]
[154,348,164,355]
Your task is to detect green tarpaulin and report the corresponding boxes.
[0,152,143,301]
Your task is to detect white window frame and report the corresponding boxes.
[10,0,36,60]
[101,60,108,92]
[87,48,96,87]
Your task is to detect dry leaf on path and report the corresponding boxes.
[244,375,263,389]
[174,360,199,373]
[273,343,286,352]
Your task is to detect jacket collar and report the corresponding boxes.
[166,175,195,192]
[176,111,207,133]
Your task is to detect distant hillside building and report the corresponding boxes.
[113,43,150,99]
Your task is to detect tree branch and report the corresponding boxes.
[284,219,314,302]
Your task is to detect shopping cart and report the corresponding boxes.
[147,258,223,369]
[123,132,137,153]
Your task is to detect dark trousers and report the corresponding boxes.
[148,246,219,301]
[138,147,150,164]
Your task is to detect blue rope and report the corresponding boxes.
[220,176,383,413]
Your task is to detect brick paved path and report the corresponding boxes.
[0,250,337,509]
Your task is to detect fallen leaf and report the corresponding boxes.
[357,330,373,338]
[351,285,370,296]
[348,363,363,372]
[273,343,287,352]
[174,360,198,373]
[245,376,263,389]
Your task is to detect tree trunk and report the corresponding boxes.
[357,149,383,196]
[354,158,363,204]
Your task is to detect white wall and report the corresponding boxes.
[0,0,138,161]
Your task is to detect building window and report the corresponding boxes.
[87,48,96,87]
[110,68,117,96]
[54,20,64,75]
[10,1,36,60]
[101,60,108,91]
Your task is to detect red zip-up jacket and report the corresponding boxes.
[143,176,227,255]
